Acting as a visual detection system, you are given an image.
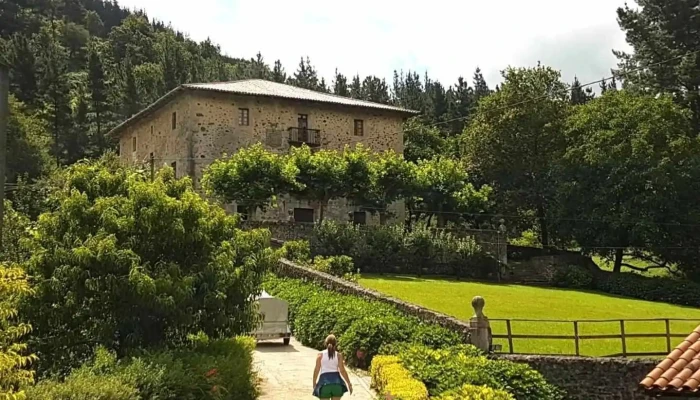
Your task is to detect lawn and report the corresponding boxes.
[358,275,700,357]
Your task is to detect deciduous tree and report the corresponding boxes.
[462,65,570,247]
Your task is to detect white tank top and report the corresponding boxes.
[319,349,339,375]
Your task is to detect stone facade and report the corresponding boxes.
[116,88,407,224]
[494,354,657,400]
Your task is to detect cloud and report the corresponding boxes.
[117,0,631,89]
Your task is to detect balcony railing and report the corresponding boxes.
[288,127,321,147]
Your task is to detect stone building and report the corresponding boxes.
[108,79,417,223]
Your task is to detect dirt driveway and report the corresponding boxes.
[254,337,376,400]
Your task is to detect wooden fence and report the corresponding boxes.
[490,318,699,357]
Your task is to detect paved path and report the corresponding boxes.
[254,337,376,400]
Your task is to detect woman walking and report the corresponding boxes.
[313,334,353,399]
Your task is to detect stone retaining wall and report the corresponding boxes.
[275,258,471,340]
[494,354,656,400]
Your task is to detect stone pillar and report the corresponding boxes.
[469,296,492,353]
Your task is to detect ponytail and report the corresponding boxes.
[325,334,337,359]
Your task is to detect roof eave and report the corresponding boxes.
[182,84,419,116]
[106,86,185,138]
[107,84,420,138]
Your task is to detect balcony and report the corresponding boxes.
[288,127,321,147]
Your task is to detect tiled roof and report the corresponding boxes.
[640,325,700,395]
[183,80,417,114]
[108,79,417,137]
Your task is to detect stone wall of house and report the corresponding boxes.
[494,354,656,400]
[118,89,407,223]
[118,92,195,179]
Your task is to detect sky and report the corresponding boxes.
[117,0,633,89]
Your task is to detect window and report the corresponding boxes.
[293,208,314,223]
[172,112,177,130]
[150,125,154,135]
[354,119,364,136]
[132,136,136,152]
[238,108,249,126]
[171,161,177,177]
[352,211,367,225]
[236,205,249,221]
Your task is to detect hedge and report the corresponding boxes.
[264,275,563,399]
[370,355,429,400]
[28,336,258,400]
[264,275,460,365]
[436,384,514,400]
[551,264,700,308]
[309,221,498,278]
[388,343,563,400]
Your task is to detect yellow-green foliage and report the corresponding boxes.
[0,265,36,400]
[370,356,428,400]
[436,384,514,400]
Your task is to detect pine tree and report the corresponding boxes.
[571,76,594,105]
[599,78,608,94]
[333,69,349,96]
[424,77,448,123]
[9,33,37,106]
[271,60,286,83]
[250,51,269,79]
[36,22,72,166]
[289,56,322,91]
[473,67,490,103]
[88,42,106,148]
[122,52,140,117]
[403,71,424,112]
[349,75,363,99]
[445,76,473,134]
[391,70,404,105]
[362,76,390,104]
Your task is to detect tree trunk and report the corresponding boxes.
[318,203,325,223]
[612,248,624,273]
[537,204,549,249]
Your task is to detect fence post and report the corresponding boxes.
[665,319,672,353]
[620,320,627,357]
[574,321,580,356]
[506,319,514,354]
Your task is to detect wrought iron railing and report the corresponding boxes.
[287,127,321,146]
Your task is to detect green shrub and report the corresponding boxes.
[436,384,514,400]
[370,355,429,400]
[309,221,497,278]
[28,373,140,400]
[264,275,461,365]
[21,157,277,376]
[28,337,258,400]
[281,240,311,264]
[311,255,355,276]
[310,220,361,257]
[338,315,415,366]
[551,265,594,288]
[395,343,562,400]
[595,272,700,307]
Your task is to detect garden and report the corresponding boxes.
[0,156,275,399]
[263,272,563,400]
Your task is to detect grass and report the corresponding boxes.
[358,274,700,357]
